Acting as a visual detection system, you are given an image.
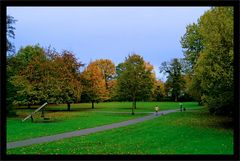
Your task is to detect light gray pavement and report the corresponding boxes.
[7,109,177,149]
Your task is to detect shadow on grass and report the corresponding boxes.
[46,108,92,112]
[33,119,62,124]
[182,108,233,130]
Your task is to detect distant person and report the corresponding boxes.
[179,103,183,112]
[155,106,159,116]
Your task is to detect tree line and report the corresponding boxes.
[7,46,167,115]
[6,7,234,116]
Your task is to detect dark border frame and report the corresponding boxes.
[1,0,239,161]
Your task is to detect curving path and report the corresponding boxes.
[7,109,178,149]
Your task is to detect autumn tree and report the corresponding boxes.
[117,54,154,115]
[107,79,118,101]
[144,61,161,101]
[152,79,165,101]
[8,45,84,111]
[81,62,107,109]
[49,50,84,110]
[8,45,47,108]
[160,58,185,102]
[91,59,116,100]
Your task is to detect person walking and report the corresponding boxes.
[155,105,159,116]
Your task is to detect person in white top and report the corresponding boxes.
[155,106,159,116]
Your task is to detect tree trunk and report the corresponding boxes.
[132,103,134,115]
[67,102,71,111]
[175,95,178,102]
[92,101,94,109]
[132,98,136,115]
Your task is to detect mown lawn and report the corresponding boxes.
[7,111,146,142]
[7,106,233,154]
[14,102,200,112]
[7,102,199,142]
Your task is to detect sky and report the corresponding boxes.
[7,7,210,81]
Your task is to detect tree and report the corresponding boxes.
[91,59,116,100]
[180,22,203,72]
[152,79,165,101]
[81,62,107,109]
[159,58,185,102]
[107,79,118,101]
[194,7,234,115]
[7,15,17,54]
[8,45,47,108]
[8,46,84,111]
[51,50,84,110]
[117,54,154,115]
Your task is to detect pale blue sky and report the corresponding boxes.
[7,7,210,81]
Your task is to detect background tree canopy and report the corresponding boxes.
[6,7,234,117]
[7,45,84,111]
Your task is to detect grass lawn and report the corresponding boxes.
[7,111,146,142]
[8,102,198,142]
[14,101,200,112]
[7,105,233,154]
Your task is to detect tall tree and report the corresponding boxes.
[81,62,107,109]
[159,58,185,102]
[194,7,234,115]
[7,15,17,54]
[117,54,154,115]
[180,22,203,72]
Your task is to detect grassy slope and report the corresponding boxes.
[7,107,233,154]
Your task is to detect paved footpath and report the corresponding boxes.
[7,109,177,149]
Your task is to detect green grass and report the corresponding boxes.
[7,102,199,142]
[15,102,199,112]
[7,111,146,142]
[7,106,233,154]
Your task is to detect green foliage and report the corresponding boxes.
[6,79,17,116]
[7,45,47,107]
[180,22,203,71]
[160,58,185,102]
[194,7,234,115]
[117,54,154,113]
[181,7,234,115]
